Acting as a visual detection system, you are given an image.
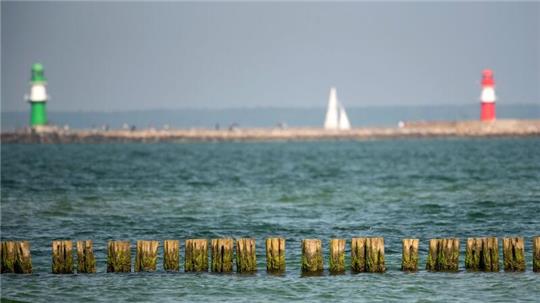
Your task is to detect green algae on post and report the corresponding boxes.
[14,241,32,273]
[1,241,33,274]
[1,241,16,273]
[351,238,366,272]
[401,239,419,271]
[329,239,345,274]
[351,237,385,273]
[211,238,233,273]
[236,238,256,273]
[135,240,159,272]
[426,238,460,272]
[266,238,285,273]
[77,240,96,273]
[366,238,385,272]
[163,240,180,271]
[503,237,525,271]
[52,240,73,274]
[301,239,323,273]
[534,237,540,273]
[185,239,208,272]
[107,241,131,272]
[2,241,33,274]
[465,237,499,272]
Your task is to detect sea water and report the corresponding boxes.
[1,138,539,302]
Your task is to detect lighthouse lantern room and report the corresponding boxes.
[480,69,496,121]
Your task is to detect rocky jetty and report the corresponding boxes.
[2,120,539,144]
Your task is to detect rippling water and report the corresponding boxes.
[1,139,539,302]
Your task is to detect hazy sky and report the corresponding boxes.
[2,1,539,112]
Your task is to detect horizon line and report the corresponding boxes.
[2,103,539,114]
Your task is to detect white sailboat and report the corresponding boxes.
[324,87,351,130]
[338,102,351,130]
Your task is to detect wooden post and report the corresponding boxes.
[329,239,345,274]
[236,238,256,273]
[52,240,73,274]
[1,241,16,273]
[503,237,525,271]
[401,239,419,271]
[351,238,366,272]
[426,238,460,271]
[351,237,385,273]
[185,239,208,272]
[367,238,385,272]
[2,241,32,274]
[14,241,32,274]
[107,241,131,272]
[76,240,96,273]
[163,240,180,271]
[135,240,158,272]
[534,236,540,273]
[211,238,233,273]
[266,238,285,273]
[301,239,323,273]
[465,237,499,272]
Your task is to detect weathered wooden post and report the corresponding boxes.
[266,237,285,273]
[211,238,233,273]
[534,236,540,273]
[185,239,208,272]
[52,240,73,274]
[107,241,131,272]
[163,240,180,271]
[236,238,256,273]
[76,240,96,273]
[329,239,345,274]
[401,239,419,271]
[503,237,525,271]
[301,239,323,273]
[465,237,499,271]
[366,237,385,273]
[14,241,32,274]
[351,237,385,273]
[135,240,159,272]
[1,241,32,274]
[426,238,460,271]
[1,241,16,273]
[351,238,366,272]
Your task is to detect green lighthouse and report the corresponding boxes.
[27,63,48,127]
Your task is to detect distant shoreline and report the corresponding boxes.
[2,119,540,144]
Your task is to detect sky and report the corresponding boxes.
[1,1,539,112]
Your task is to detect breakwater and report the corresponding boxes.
[2,237,539,274]
[2,119,540,143]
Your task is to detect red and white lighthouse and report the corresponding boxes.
[480,69,496,121]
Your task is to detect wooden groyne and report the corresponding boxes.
[266,238,286,273]
[2,119,540,143]
[211,238,233,273]
[76,240,96,273]
[52,240,73,274]
[163,240,180,271]
[0,241,32,274]
[1,237,539,274]
[465,237,499,271]
[135,240,159,272]
[401,239,419,271]
[426,238,460,271]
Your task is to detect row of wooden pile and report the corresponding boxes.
[1,237,539,274]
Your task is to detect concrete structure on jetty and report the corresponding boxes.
[2,119,540,143]
[1,236,539,274]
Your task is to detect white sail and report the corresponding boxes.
[324,87,339,130]
[338,102,351,130]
